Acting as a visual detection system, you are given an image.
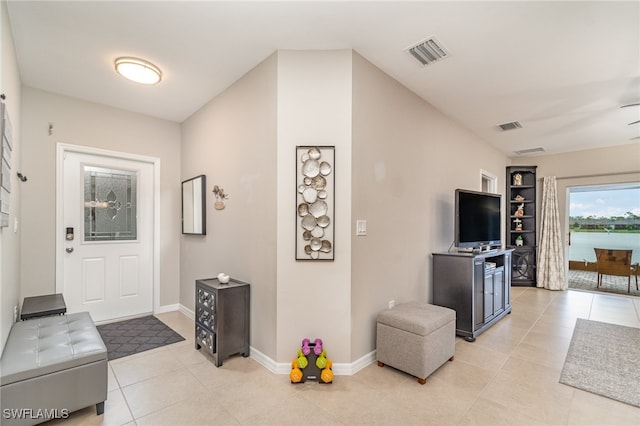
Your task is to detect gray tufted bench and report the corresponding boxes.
[376,302,455,384]
[0,312,107,425]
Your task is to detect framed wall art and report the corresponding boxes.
[295,146,335,261]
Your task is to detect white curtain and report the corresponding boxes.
[537,176,567,290]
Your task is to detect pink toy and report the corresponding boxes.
[301,338,311,356]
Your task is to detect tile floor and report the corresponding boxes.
[49,287,640,425]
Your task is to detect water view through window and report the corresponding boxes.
[569,184,640,264]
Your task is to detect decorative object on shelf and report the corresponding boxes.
[290,338,333,384]
[513,218,522,231]
[514,194,525,202]
[212,185,229,210]
[514,203,525,217]
[515,235,524,246]
[513,173,523,186]
[296,146,335,260]
[217,272,230,284]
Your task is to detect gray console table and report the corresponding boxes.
[195,278,250,367]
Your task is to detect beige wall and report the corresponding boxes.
[180,54,278,358]
[0,0,22,351]
[350,52,511,360]
[276,50,353,362]
[182,49,514,364]
[20,88,181,307]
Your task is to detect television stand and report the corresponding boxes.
[432,249,513,341]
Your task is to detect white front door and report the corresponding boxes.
[59,148,155,322]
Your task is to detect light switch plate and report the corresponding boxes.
[356,220,367,236]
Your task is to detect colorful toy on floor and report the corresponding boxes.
[296,349,308,369]
[301,338,311,356]
[290,337,332,384]
[320,367,333,383]
[290,359,303,383]
[316,350,328,369]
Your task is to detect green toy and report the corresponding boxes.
[316,349,328,369]
[297,349,308,369]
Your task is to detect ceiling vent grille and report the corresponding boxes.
[498,121,523,131]
[407,37,450,66]
[514,147,545,155]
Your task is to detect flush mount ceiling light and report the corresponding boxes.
[114,57,162,85]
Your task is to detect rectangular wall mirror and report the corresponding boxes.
[182,175,206,235]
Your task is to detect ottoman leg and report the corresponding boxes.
[377,361,385,367]
[449,356,454,362]
[96,401,105,415]
[417,377,426,385]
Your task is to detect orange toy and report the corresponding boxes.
[290,359,303,383]
[320,367,333,383]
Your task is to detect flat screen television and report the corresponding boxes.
[455,189,502,250]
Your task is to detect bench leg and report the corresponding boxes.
[96,401,105,415]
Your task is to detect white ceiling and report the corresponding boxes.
[6,1,640,158]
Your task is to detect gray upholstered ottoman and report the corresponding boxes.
[376,302,455,384]
[0,312,107,425]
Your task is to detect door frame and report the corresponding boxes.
[55,143,161,315]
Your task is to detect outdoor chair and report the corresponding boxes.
[594,248,639,294]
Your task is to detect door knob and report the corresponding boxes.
[65,246,74,253]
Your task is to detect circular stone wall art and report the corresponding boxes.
[295,146,335,260]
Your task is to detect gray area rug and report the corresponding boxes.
[97,315,185,360]
[560,318,640,407]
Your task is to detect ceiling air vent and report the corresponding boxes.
[407,37,450,66]
[498,121,523,131]
[514,147,545,155]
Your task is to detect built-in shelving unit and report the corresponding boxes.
[506,166,537,286]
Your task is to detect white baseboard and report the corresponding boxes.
[248,346,286,374]
[337,350,376,375]
[155,303,180,314]
[178,304,195,320]
[170,305,377,376]
[249,347,376,376]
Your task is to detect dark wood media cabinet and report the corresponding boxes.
[433,249,512,342]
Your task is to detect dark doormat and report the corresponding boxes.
[97,315,185,361]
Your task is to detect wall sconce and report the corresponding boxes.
[212,185,229,210]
